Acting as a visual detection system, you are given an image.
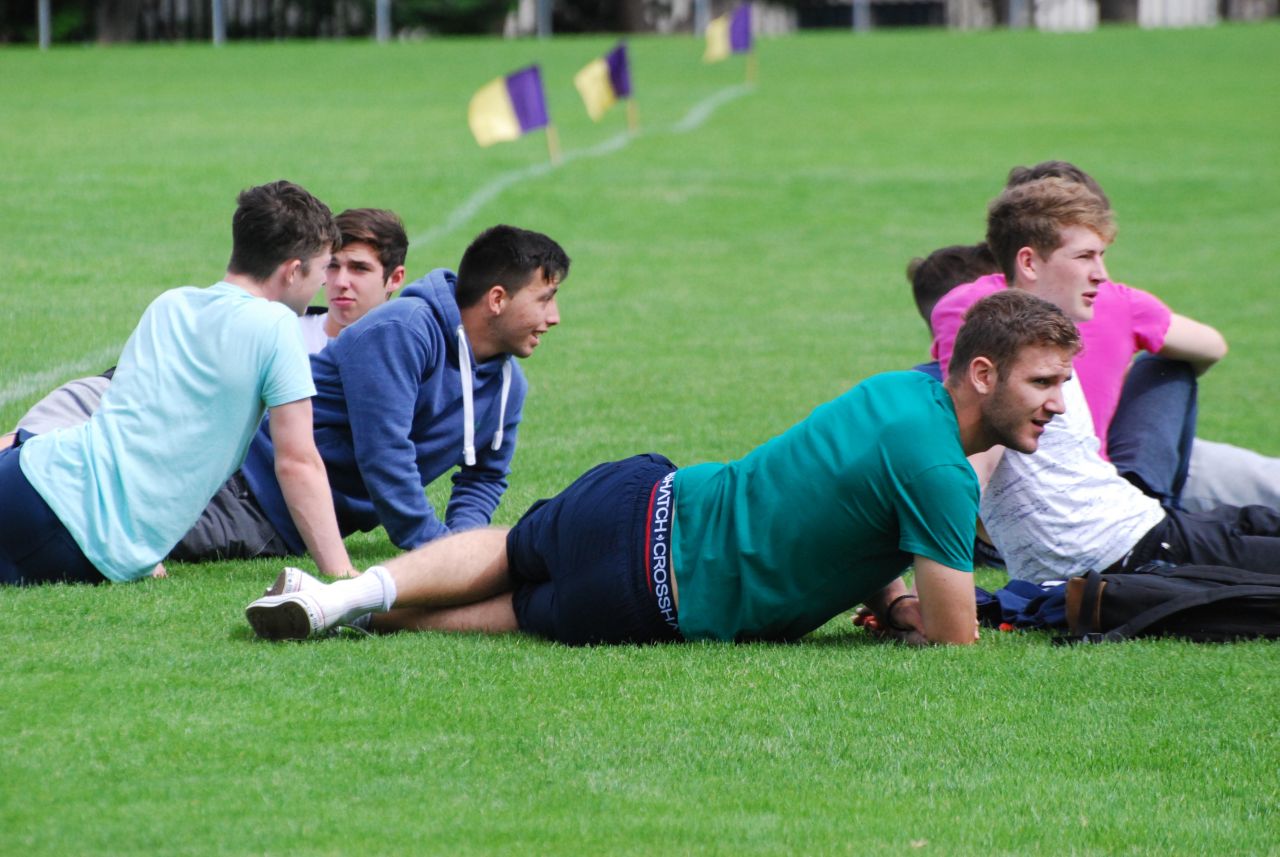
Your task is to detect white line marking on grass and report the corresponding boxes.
[411,131,630,249]
[670,83,753,134]
[0,344,120,410]
[2,85,753,405]
[409,83,754,249]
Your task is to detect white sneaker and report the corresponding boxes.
[262,566,322,597]
[245,592,335,641]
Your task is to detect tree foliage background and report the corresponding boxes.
[0,0,807,43]
[1,0,514,43]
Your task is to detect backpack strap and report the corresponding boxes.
[1101,584,1280,642]
[1074,570,1106,639]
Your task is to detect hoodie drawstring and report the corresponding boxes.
[457,325,512,467]
[492,359,512,453]
[457,325,476,466]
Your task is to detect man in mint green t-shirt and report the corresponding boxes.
[246,291,1080,647]
[0,181,355,586]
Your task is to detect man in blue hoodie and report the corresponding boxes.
[171,224,569,565]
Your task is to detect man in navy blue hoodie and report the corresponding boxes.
[171,224,569,564]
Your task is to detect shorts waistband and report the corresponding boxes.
[644,471,680,634]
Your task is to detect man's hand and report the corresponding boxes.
[852,597,928,646]
[855,560,978,645]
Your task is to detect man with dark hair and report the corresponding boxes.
[0,180,353,585]
[227,181,339,280]
[907,243,999,335]
[173,224,569,565]
[245,291,1079,646]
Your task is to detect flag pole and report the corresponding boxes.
[626,99,640,134]
[545,123,563,165]
[746,53,758,86]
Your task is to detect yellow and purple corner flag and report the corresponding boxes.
[468,65,551,148]
[704,3,752,63]
[573,42,633,123]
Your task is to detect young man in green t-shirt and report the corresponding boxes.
[246,290,1080,646]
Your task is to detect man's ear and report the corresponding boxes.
[968,355,998,396]
[484,284,509,315]
[1014,245,1038,283]
[384,265,406,296]
[270,258,303,290]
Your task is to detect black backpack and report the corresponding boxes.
[1063,563,1280,643]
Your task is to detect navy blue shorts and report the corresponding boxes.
[0,443,105,586]
[507,453,683,646]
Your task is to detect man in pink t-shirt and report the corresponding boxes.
[922,176,1280,586]
[933,163,1226,460]
[922,161,1276,514]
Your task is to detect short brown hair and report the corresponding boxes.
[948,289,1081,382]
[986,177,1115,282]
[1006,160,1111,210]
[227,180,339,281]
[336,208,409,281]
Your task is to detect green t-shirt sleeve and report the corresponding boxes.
[895,463,978,573]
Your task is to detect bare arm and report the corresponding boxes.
[1157,313,1227,376]
[910,555,978,645]
[0,432,14,451]
[268,399,356,578]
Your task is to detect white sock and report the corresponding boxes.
[317,565,397,625]
[364,565,397,612]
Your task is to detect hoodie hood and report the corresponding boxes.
[403,268,465,361]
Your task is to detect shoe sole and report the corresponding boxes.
[245,597,320,641]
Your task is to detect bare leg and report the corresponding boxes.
[371,593,518,634]
[0,432,15,451]
[382,527,514,609]
[246,528,516,641]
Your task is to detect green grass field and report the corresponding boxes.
[2,22,1279,855]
